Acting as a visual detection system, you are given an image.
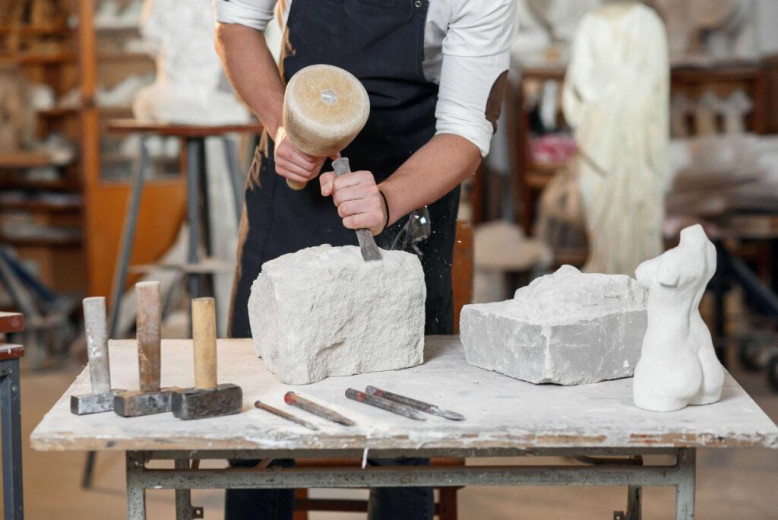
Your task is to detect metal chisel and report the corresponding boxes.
[332,157,382,262]
[365,386,465,421]
[254,400,319,431]
[345,388,426,421]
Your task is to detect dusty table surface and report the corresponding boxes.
[31,336,778,452]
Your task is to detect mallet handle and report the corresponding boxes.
[83,297,111,395]
[136,281,162,392]
[192,298,217,390]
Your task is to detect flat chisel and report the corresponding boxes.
[346,388,426,421]
[333,157,382,262]
[365,386,465,421]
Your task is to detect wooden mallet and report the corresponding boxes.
[282,64,370,190]
[171,298,243,420]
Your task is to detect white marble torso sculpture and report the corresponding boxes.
[562,2,670,276]
[133,0,249,124]
[632,224,725,412]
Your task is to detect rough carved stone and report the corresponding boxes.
[633,224,725,412]
[249,245,426,385]
[461,265,647,385]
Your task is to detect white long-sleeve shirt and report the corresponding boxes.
[214,0,516,156]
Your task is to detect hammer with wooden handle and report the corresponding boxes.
[171,297,243,420]
[282,64,369,190]
[114,281,174,417]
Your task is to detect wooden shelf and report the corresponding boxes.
[0,178,75,191]
[0,25,72,36]
[0,232,82,247]
[37,107,79,118]
[0,200,82,213]
[98,51,152,62]
[0,152,56,169]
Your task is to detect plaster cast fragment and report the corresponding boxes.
[249,245,425,384]
[461,265,647,385]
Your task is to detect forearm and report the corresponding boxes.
[214,22,284,136]
[379,134,482,226]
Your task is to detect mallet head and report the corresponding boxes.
[113,388,173,417]
[171,383,243,420]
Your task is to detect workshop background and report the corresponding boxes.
[0,0,777,518]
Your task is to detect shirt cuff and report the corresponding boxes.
[214,0,274,32]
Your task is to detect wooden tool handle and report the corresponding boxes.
[135,281,162,392]
[192,297,217,390]
[83,297,111,395]
[287,179,307,190]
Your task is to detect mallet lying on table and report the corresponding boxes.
[172,298,243,420]
[71,297,122,414]
[114,281,174,417]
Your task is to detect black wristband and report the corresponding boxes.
[378,188,390,233]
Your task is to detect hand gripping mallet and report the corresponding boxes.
[114,281,174,417]
[282,64,369,190]
[171,297,243,420]
[71,297,122,414]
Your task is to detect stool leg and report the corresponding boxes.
[222,136,244,223]
[186,138,203,304]
[109,136,151,337]
[1,357,23,519]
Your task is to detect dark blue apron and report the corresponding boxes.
[228,4,451,518]
[229,0,460,340]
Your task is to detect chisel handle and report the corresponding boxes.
[192,298,217,390]
[135,281,161,392]
[83,297,111,395]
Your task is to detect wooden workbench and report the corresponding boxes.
[31,336,778,519]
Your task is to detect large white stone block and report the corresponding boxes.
[249,245,426,384]
[461,265,647,385]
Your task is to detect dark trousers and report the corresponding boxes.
[224,458,433,520]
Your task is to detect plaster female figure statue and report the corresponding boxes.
[632,224,725,412]
[562,2,671,275]
[133,0,249,124]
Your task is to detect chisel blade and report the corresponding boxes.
[365,386,465,421]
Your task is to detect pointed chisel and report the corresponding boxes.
[345,388,426,421]
[284,391,355,427]
[254,400,319,431]
[365,386,465,421]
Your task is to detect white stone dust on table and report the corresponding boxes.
[31,337,778,452]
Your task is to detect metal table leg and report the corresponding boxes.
[174,459,203,520]
[675,449,696,520]
[127,452,147,520]
[0,355,24,519]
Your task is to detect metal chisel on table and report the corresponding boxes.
[365,386,465,421]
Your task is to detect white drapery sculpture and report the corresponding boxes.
[562,2,671,275]
[133,0,249,124]
[632,224,724,412]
